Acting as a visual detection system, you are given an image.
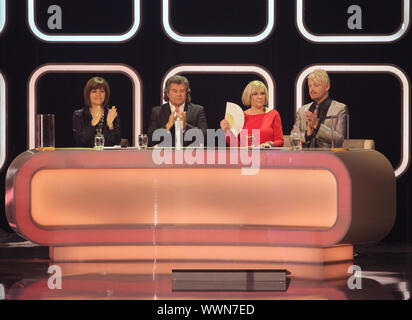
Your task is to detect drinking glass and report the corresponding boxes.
[36,114,55,151]
[291,132,302,150]
[329,114,349,149]
[138,134,148,150]
[247,135,255,148]
[94,129,105,150]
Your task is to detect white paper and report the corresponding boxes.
[225,102,244,138]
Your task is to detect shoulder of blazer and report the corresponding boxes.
[330,100,347,111]
[151,103,169,117]
[158,103,170,111]
[298,102,312,114]
[73,107,89,118]
[186,103,204,111]
[156,103,172,125]
[150,105,162,114]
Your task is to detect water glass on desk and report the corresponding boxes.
[291,132,302,150]
[329,114,349,150]
[247,135,255,148]
[94,128,105,150]
[36,114,55,151]
[138,134,148,150]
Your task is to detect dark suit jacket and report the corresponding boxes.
[72,106,121,147]
[147,102,208,147]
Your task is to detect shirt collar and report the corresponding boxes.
[169,103,185,113]
[310,97,331,114]
[316,97,331,110]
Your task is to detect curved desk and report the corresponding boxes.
[5,149,395,269]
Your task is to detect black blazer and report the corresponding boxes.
[72,106,121,147]
[147,102,208,147]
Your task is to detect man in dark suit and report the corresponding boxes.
[147,75,208,147]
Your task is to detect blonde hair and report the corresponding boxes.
[241,80,268,107]
[307,69,330,87]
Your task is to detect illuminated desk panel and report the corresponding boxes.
[5,149,395,263]
[31,168,337,228]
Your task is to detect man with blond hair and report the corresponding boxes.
[290,69,348,148]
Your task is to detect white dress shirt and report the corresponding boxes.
[170,103,185,148]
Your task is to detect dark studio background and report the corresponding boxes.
[0,0,410,243]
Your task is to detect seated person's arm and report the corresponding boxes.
[220,118,239,147]
[72,110,95,147]
[290,109,307,145]
[271,111,284,147]
[147,107,160,146]
[316,106,348,144]
[147,107,173,147]
[184,106,208,134]
[182,107,208,147]
[104,109,121,146]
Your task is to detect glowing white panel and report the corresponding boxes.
[27,0,141,42]
[161,65,276,108]
[296,64,410,178]
[296,0,410,43]
[0,71,6,171]
[28,64,142,148]
[162,0,275,43]
[0,0,5,35]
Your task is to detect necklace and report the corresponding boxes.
[91,108,102,117]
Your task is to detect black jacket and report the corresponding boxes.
[147,102,208,147]
[72,106,121,147]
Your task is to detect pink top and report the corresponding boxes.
[226,109,284,147]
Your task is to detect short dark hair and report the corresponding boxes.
[84,77,110,107]
[163,75,191,103]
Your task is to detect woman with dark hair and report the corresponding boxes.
[72,77,121,147]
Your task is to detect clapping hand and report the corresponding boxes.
[107,106,117,130]
[166,110,186,131]
[304,109,319,135]
[166,111,177,131]
[177,111,186,128]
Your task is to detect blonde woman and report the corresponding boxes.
[220,80,284,147]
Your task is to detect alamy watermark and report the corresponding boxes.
[347,265,362,290]
[47,264,62,290]
[151,128,262,175]
[47,5,62,30]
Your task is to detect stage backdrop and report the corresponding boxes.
[0,0,410,242]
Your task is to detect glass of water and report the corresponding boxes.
[94,128,105,150]
[138,134,148,150]
[291,132,302,150]
[247,135,255,148]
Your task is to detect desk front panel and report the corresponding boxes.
[5,149,394,247]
